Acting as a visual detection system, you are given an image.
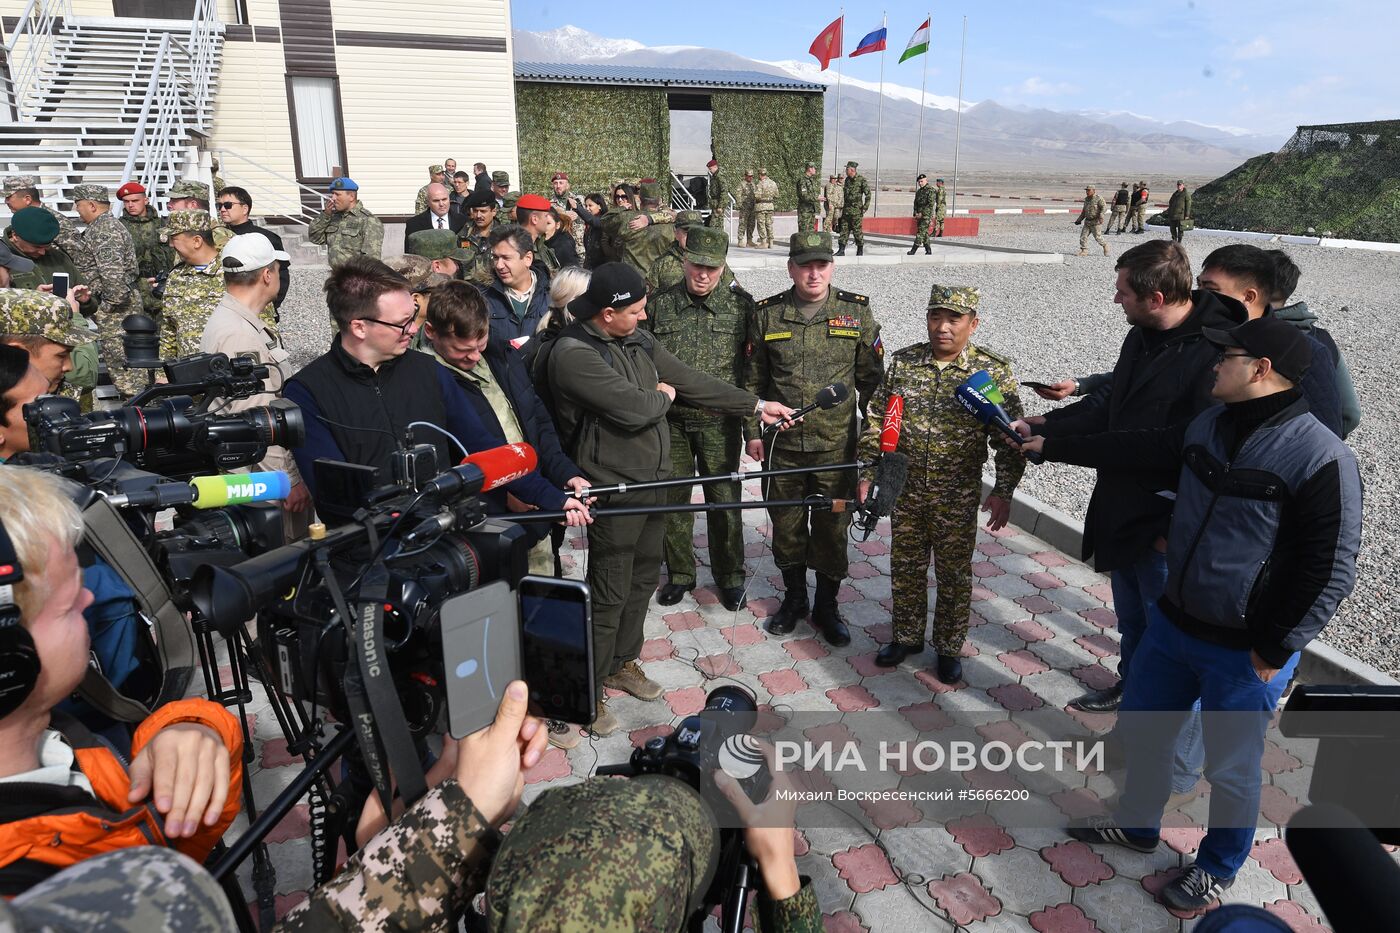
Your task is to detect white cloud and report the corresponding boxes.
[1233,36,1273,60]
[1006,76,1080,97]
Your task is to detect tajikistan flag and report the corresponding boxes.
[900,18,931,63]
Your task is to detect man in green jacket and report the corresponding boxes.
[117,181,175,315]
[309,177,384,265]
[1166,180,1192,243]
[836,161,871,256]
[546,263,794,735]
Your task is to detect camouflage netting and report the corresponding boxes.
[711,91,824,213]
[1156,120,1400,242]
[515,84,670,199]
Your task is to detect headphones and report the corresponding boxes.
[0,517,40,718]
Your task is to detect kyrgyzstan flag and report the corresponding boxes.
[808,16,844,70]
[851,22,887,57]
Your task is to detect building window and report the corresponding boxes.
[289,76,343,178]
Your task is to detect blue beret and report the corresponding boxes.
[328,177,359,192]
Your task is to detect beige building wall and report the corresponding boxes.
[208,39,302,216]
[328,0,509,37]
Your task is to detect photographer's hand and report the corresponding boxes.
[455,680,547,827]
[714,742,802,901]
[128,723,231,839]
[564,475,595,504]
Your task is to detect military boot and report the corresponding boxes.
[924,244,931,254]
[811,574,851,647]
[856,244,864,256]
[835,245,846,257]
[765,566,810,636]
[907,244,919,255]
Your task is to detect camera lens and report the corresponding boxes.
[120,314,161,368]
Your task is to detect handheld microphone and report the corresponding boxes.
[761,382,849,435]
[954,371,1042,464]
[422,443,539,497]
[879,394,904,453]
[855,396,910,539]
[106,471,292,509]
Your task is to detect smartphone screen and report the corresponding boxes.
[440,581,521,739]
[51,272,69,299]
[518,575,595,725]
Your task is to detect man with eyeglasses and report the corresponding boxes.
[216,186,291,309]
[283,256,592,524]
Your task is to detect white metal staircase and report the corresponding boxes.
[0,0,223,213]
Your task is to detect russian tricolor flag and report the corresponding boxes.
[851,23,887,57]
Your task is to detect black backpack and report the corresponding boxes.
[530,321,655,453]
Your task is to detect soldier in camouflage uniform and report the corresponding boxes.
[858,284,1027,683]
[645,210,738,294]
[823,175,844,235]
[415,163,446,214]
[309,176,384,265]
[747,230,884,646]
[910,173,935,254]
[0,287,97,396]
[74,183,143,397]
[159,210,230,358]
[753,168,779,249]
[549,171,588,261]
[647,226,753,611]
[460,187,498,255]
[1075,185,1109,256]
[1,174,99,281]
[797,161,821,233]
[117,181,175,315]
[6,207,96,316]
[613,181,676,276]
[933,177,949,237]
[165,178,234,250]
[836,161,871,256]
[738,169,757,247]
[704,158,729,229]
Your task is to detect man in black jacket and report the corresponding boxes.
[480,226,552,343]
[404,184,467,238]
[215,186,290,309]
[1013,240,1247,716]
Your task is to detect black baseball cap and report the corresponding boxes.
[568,262,646,320]
[1202,316,1312,383]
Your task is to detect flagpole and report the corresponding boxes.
[914,12,929,176]
[872,11,886,217]
[951,15,967,218]
[833,8,844,174]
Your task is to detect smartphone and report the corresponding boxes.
[518,575,595,725]
[440,581,522,739]
[51,272,69,299]
[1019,381,1054,391]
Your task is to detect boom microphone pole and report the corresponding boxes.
[575,459,869,500]
[499,496,859,523]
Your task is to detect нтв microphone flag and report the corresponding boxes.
[809,16,844,70]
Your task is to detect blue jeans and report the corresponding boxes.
[1116,608,1299,879]
[1109,552,1201,794]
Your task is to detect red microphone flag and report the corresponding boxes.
[460,443,539,492]
[809,16,844,71]
[880,395,905,453]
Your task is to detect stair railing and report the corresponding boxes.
[211,147,326,227]
[2,0,73,122]
[669,171,696,212]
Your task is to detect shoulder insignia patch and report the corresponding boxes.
[755,293,787,310]
[975,344,1011,366]
[835,289,870,305]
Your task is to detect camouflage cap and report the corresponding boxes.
[1,175,39,196]
[405,228,467,262]
[683,225,729,267]
[9,207,60,245]
[492,170,510,186]
[927,283,980,315]
[384,252,435,288]
[743,169,753,177]
[429,163,444,174]
[0,288,94,347]
[638,181,662,202]
[486,775,718,930]
[805,161,817,169]
[159,209,213,242]
[789,229,834,264]
[504,191,521,208]
[674,210,703,229]
[167,179,210,201]
[759,168,768,175]
[846,160,859,169]
[72,183,110,203]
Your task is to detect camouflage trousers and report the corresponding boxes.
[1131,205,1147,232]
[742,210,757,245]
[707,205,728,229]
[92,306,148,398]
[1107,206,1128,233]
[935,210,946,236]
[890,475,981,652]
[798,208,817,233]
[838,212,865,248]
[755,210,774,248]
[913,213,932,247]
[664,421,745,588]
[1078,221,1106,250]
[584,487,665,695]
[766,445,855,579]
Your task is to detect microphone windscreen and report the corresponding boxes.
[872,451,909,518]
[968,369,1006,406]
[817,382,849,409]
[460,443,539,492]
[190,471,291,508]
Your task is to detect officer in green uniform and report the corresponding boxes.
[647,226,753,612]
[738,170,757,247]
[460,187,498,254]
[74,183,142,397]
[836,161,871,256]
[116,181,174,316]
[746,231,884,645]
[910,173,934,255]
[0,287,98,399]
[934,177,949,237]
[704,159,729,229]
[857,284,1027,683]
[308,176,384,265]
[497,190,521,229]
[645,209,705,294]
[415,163,446,214]
[1,174,98,281]
[616,182,676,276]
[1075,185,1109,256]
[797,162,821,233]
[405,228,481,281]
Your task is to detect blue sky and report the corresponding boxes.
[512,1,1395,135]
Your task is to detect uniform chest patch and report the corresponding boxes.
[765,331,793,341]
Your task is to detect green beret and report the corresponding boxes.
[10,206,60,245]
[927,284,981,315]
[159,209,213,242]
[789,229,834,264]
[0,287,94,347]
[72,183,110,203]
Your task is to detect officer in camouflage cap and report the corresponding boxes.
[703,158,729,230]
[857,283,1026,683]
[645,209,734,294]
[647,224,753,611]
[167,177,212,208]
[747,230,884,645]
[1075,185,1109,256]
[0,287,97,396]
[415,163,446,214]
[386,253,451,350]
[836,161,871,256]
[159,209,231,358]
[406,227,481,281]
[738,169,757,247]
[496,189,521,229]
[1,173,99,280]
[797,161,821,233]
[491,169,511,199]
[753,167,779,249]
[309,177,384,265]
[74,182,143,396]
[116,181,175,315]
[910,174,935,255]
[616,180,675,277]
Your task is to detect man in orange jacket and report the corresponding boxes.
[0,465,243,896]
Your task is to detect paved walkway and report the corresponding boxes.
[231,471,1332,931]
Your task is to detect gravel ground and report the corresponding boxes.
[274,216,1400,675]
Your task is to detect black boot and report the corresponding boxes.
[907,244,918,255]
[1069,682,1123,713]
[855,244,864,256]
[765,566,809,636]
[924,244,931,254]
[811,575,851,646]
[835,245,846,257]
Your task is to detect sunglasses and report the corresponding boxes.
[216,201,244,210]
